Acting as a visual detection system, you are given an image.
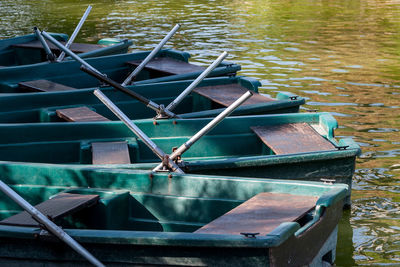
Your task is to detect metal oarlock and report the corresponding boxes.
[93,89,184,173]
[41,31,102,75]
[0,180,104,267]
[152,90,253,172]
[33,27,55,62]
[57,5,92,61]
[122,24,181,86]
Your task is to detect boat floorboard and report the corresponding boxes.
[92,141,131,164]
[125,57,205,75]
[194,84,274,107]
[251,123,336,155]
[195,192,318,235]
[18,79,77,92]
[11,40,104,53]
[56,106,111,122]
[0,193,99,227]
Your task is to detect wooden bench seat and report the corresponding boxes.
[195,192,317,235]
[194,84,274,107]
[11,40,104,54]
[92,141,131,164]
[56,106,110,122]
[18,79,77,92]
[251,123,336,155]
[0,193,99,227]
[126,57,205,76]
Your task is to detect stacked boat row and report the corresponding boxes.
[0,25,360,266]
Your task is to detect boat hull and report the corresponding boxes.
[0,162,347,266]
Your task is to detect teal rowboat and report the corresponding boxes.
[0,49,240,93]
[0,161,347,266]
[0,112,360,206]
[0,33,132,67]
[0,76,305,122]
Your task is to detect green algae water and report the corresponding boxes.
[0,0,399,265]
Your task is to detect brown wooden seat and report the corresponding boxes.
[251,123,336,155]
[195,192,317,236]
[11,40,104,54]
[0,193,99,227]
[18,79,77,92]
[56,106,110,122]
[194,84,274,107]
[92,141,131,164]
[125,57,205,76]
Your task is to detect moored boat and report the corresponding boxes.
[0,33,132,67]
[0,161,348,266]
[0,49,240,93]
[0,76,304,122]
[0,112,360,206]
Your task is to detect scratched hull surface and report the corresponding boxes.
[0,76,305,122]
[0,113,360,205]
[0,49,240,94]
[0,33,132,67]
[0,162,347,266]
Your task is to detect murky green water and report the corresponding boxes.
[0,0,399,265]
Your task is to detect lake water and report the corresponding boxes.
[1,0,399,265]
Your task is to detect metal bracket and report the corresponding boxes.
[336,145,349,150]
[240,232,259,238]
[320,178,336,185]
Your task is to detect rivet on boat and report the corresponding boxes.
[240,232,259,238]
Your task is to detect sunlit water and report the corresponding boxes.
[0,0,399,265]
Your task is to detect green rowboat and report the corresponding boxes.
[0,49,240,93]
[0,33,132,67]
[0,112,360,205]
[0,76,305,122]
[0,161,347,266]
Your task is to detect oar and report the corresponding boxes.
[81,65,177,118]
[122,24,181,86]
[152,90,253,172]
[163,51,228,113]
[40,31,178,118]
[57,5,92,62]
[83,51,228,119]
[33,27,55,62]
[41,31,102,75]
[0,180,104,267]
[93,89,184,173]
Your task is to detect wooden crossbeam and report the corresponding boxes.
[126,57,205,75]
[195,192,317,236]
[0,193,99,227]
[251,123,336,155]
[194,84,274,107]
[56,106,110,122]
[92,141,131,164]
[18,79,77,92]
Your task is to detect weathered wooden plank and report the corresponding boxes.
[0,193,99,227]
[195,192,317,235]
[194,84,274,107]
[56,106,110,122]
[126,57,205,75]
[251,123,336,155]
[11,40,104,53]
[18,79,77,92]
[92,141,131,164]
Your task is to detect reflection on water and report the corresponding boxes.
[0,0,399,264]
